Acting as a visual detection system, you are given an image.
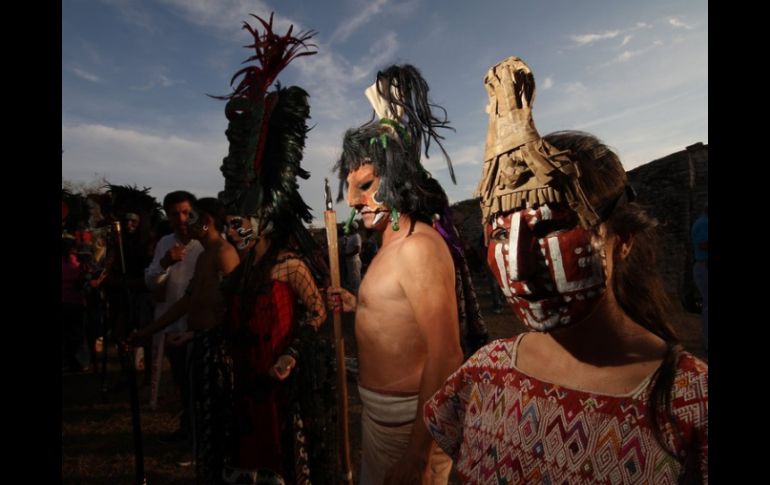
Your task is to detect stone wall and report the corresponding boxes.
[627,142,708,309]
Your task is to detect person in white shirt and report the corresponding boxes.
[144,190,203,444]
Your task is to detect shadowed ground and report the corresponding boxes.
[62,274,706,484]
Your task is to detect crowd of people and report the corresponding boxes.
[63,13,707,485]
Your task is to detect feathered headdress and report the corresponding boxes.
[335,65,456,225]
[103,184,162,222]
[475,56,599,229]
[61,189,90,232]
[214,14,317,217]
[336,64,489,356]
[214,13,318,255]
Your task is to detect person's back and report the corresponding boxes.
[427,336,708,483]
[187,237,232,331]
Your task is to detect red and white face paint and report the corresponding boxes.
[346,163,390,231]
[485,203,607,331]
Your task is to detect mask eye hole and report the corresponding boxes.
[359,180,373,191]
[187,209,199,226]
[228,218,243,229]
[490,227,509,241]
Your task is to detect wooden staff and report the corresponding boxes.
[113,221,147,485]
[324,179,354,485]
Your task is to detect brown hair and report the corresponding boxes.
[544,130,682,457]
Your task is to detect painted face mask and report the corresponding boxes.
[485,203,607,331]
[186,208,207,237]
[346,164,390,230]
[226,216,251,250]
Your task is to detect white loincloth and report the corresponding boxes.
[358,385,452,485]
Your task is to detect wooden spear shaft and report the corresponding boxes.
[324,179,354,485]
[113,221,147,485]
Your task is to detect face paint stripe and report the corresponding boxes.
[494,243,513,297]
[508,211,523,280]
[548,237,604,292]
[539,204,552,220]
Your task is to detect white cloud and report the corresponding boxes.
[100,0,157,31]
[71,67,102,83]
[571,30,620,46]
[159,0,293,39]
[132,72,186,91]
[441,143,483,169]
[620,35,632,47]
[601,41,663,66]
[616,50,640,63]
[80,40,103,65]
[563,81,588,95]
[573,89,694,132]
[292,32,399,123]
[534,81,594,123]
[330,0,390,44]
[541,77,554,90]
[62,123,227,200]
[350,32,399,81]
[668,17,693,30]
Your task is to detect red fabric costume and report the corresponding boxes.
[228,280,296,472]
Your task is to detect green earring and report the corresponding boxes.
[343,208,357,235]
[390,208,400,231]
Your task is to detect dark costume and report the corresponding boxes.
[223,255,318,484]
[213,13,336,485]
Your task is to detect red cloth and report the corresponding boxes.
[61,255,83,305]
[228,280,296,471]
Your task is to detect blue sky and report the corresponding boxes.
[62,0,707,226]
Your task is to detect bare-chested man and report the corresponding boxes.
[131,197,239,483]
[328,64,486,485]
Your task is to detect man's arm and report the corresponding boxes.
[385,232,464,484]
[129,293,191,345]
[145,238,189,290]
[145,237,170,290]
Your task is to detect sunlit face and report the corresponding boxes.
[485,203,607,331]
[346,163,389,231]
[167,201,193,239]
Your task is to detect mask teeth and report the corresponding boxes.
[391,208,400,231]
[372,211,385,226]
[344,208,357,235]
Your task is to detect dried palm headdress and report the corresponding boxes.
[475,56,600,229]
